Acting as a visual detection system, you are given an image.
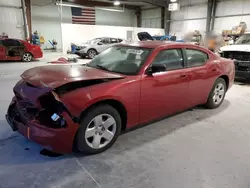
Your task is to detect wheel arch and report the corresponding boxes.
[87,48,98,54]
[79,99,128,132]
[24,50,34,56]
[205,75,229,104]
[219,75,229,90]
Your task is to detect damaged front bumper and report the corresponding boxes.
[6,81,79,153]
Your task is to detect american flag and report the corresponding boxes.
[71,7,96,25]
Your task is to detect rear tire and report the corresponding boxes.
[22,52,33,62]
[76,105,121,155]
[205,78,226,109]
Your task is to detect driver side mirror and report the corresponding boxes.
[146,64,166,75]
[98,42,103,45]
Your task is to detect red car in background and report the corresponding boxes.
[0,38,43,62]
[6,41,234,154]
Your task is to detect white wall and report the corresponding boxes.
[214,0,250,33]
[61,23,165,53]
[31,4,72,50]
[31,4,137,50]
[96,8,136,27]
[170,0,207,39]
[141,8,161,28]
[0,0,24,39]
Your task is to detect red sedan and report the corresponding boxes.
[6,41,235,154]
[0,38,43,62]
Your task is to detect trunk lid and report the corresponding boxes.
[137,32,155,41]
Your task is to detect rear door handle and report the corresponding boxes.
[180,74,187,78]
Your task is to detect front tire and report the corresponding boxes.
[206,78,226,109]
[87,49,97,59]
[76,105,121,155]
[22,52,33,62]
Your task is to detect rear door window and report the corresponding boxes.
[186,49,209,67]
[101,38,110,44]
[3,39,22,47]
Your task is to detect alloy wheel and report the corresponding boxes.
[213,83,225,105]
[85,114,116,149]
[88,50,96,59]
[23,53,32,62]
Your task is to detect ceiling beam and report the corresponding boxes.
[62,0,140,9]
[125,0,167,7]
[143,0,167,7]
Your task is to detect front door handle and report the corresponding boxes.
[180,74,187,78]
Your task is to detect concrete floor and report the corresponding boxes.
[1,52,250,188]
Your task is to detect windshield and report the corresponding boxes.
[84,38,101,44]
[235,34,250,44]
[88,46,151,75]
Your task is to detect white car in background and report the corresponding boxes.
[76,37,125,59]
[219,32,250,79]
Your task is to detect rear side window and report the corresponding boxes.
[3,39,22,47]
[186,49,208,67]
[152,49,184,71]
[110,38,118,43]
[0,40,3,45]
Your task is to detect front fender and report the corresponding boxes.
[60,90,125,117]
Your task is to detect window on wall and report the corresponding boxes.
[152,49,184,71]
[186,49,209,67]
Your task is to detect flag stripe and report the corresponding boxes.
[72,15,95,18]
[72,19,95,21]
[81,13,95,16]
[73,20,95,22]
[81,10,95,13]
[72,16,95,19]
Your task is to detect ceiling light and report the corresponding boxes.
[114,1,120,6]
[170,0,177,2]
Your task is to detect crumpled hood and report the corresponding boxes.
[220,44,250,52]
[21,65,125,89]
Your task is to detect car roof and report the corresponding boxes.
[118,41,188,49]
[0,38,24,41]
